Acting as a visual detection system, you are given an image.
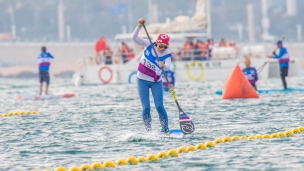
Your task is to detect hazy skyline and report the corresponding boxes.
[0,0,302,43]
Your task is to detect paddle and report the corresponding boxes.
[141,22,195,135]
[260,37,285,73]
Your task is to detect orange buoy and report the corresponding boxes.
[222,65,259,99]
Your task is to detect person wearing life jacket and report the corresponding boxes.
[38,46,54,95]
[120,42,130,63]
[199,40,208,60]
[229,41,239,56]
[219,38,227,47]
[104,46,113,65]
[133,18,172,135]
[207,38,215,60]
[242,58,258,90]
[193,40,202,60]
[182,40,195,61]
[162,70,175,92]
[126,48,135,61]
[268,40,289,89]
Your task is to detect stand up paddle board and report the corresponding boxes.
[17,92,75,100]
[122,129,186,141]
[215,88,304,95]
[159,129,186,138]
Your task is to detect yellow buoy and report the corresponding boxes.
[26,111,31,114]
[91,162,103,170]
[68,166,79,171]
[14,111,19,115]
[298,126,304,132]
[241,136,247,140]
[167,149,178,157]
[116,158,127,166]
[20,111,25,115]
[103,160,115,168]
[0,114,3,117]
[270,133,280,138]
[285,130,294,137]
[4,113,9,117]
[177,146,188,153]
[137,156,147,163]
[232,135,240,141]
[292,128,301,134]
[157,151,169,159]
[248,135,255,140]
[126,156,138,165]
[186,145,197,151]
[195,143,206,150]
[262,134,270,138]
[278,132,286,138]
[55,166,66,171]
[9,111,14,115]
[255,134,262,139]
[214,138,224,144]
[205,141,215,148]
[146,154,158,162]
[79,164,91,170]
[223,136,232,142]
[31,111,37,114]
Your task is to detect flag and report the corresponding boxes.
[95,36,106,52]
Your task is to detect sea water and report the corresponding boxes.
[1,77,304,171]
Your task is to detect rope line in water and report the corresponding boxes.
[33,126,304,171]
[0,111,39,117]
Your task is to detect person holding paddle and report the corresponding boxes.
[133,18,172,134]
[242,58,258,90]
[268,40,289,89]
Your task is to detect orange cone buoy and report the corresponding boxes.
[222,65,259,99]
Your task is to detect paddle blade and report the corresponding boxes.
[179,113,195,135]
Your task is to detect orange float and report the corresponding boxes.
[222,65,259,99]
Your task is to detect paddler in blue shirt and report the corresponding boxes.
[162,70,175,92]
[38,46,54,95]
[242,58,258,90]
[268,40,289,89]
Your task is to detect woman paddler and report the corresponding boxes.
[132,18,172,134]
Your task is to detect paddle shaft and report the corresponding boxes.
[142,23,183,113]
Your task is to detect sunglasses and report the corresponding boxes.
[158,44,168,49]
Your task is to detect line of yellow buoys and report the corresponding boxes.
[32,126,304,171]
[0,111,39,117]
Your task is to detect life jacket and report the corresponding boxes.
[199,43,208,56]
[219,41,227,47]
[137,42,172,82]
[38,52,53,71]
[277,47,290,65]
[242,67,258,84]
[120,44,130,53]
[104,47,112,57]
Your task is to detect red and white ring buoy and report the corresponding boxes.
[98,66,113,84]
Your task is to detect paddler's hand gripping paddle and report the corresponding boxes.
[142,22,195,135]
